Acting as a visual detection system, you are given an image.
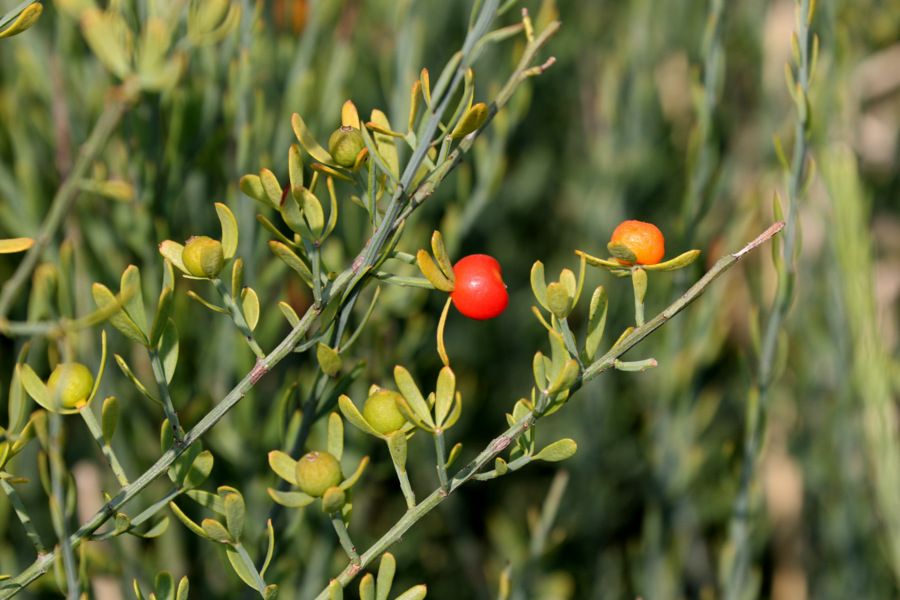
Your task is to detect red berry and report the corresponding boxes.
[450,254,509,320]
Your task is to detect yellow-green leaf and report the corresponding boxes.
[241,287,260,331]
[0,2,42,39]
[0,238,34,253]
[215,202,238,261]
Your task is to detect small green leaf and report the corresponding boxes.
[327,412,344,462]
[446,442,462,468]
[16,364,49,411]
[232,259,244,300]
[321,486,346,514]
[264,585,279,600]
[387,430,407,472]
[643,250,701,272]
[533,351,547,390]
[150,286,173,348]
[329,579,344,600]
[416,250,454,292]
[450,102,488,138]
[614,358,658,372]
[268,451,299,485]
[376,553,396,600]
[259,169,284,208]
[101,397,119,444]
[114,513,131,534]
[131,516,169,539]
[269,241,314,288]
[394,366,435,430]
[434,366,456,428]
[168,501,209,539]
[370,109,400,180]
[261,519,276,576]
[92,283,149,346]
[223,491,245,542]
[583,286,608,363]
[316,343,342,376]
[239,174,272,207]
[159,240,188,275]
[176,576,189,600]
[338,394,383,438]
[278,302,300,327]
[394,585,428,600]
[288,143,304,189]
[292,186,324,239]
[547,359,579,395]
[533,438,577,462]
[546,282,572,320]
[201,518,232,543]
[530,261,548,310]
[267,488,315,508]
[338,456,369,491]
[495,457,508,475]
[121,268,148,342]
[359,573,376,600]
[240,287,260,331]
[225,546,258,588]
[154,572,176,600]
[607,241,637,265]
[215,202,238,261]
[182,450,214,490]
[292,113,335,165]
[0,237,34,253]
[631,268,648,306]
[0,2,43,39]
[576,250,621,270]
[157,319,178,384]
[429,232,454,284]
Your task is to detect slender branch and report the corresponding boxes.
[0,94,133,320]
[313,223,784,598]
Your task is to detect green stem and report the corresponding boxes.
[433,430,450,494]
[311,223,784,599]
[78,406,129,486]
[148,348,184,444]
[48,413,78,599]
[391,452,417,510]
[212,277,266,359]
[0,96,132,320]
[0,478,46,555]
[0,303,321,598]
[330,513,360,566]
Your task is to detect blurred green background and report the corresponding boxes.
[2,0,900,598]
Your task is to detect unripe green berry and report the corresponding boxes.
[328,126,365,168]
[295,451,343,498]
[363,390,408,435]
[182,236,224,278]
[47,363,94,409]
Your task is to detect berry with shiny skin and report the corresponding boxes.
[47,363,94,409]
[295,451,343,498]
[610,220,665,266]
[450,254,509,320]
[363,390,408,435]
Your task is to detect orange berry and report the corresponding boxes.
[610,220,665,266]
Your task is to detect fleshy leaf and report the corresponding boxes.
[267,488,315,508]
[268,450,298,485]
[239,174,272,207]
[268,241,314,287]
[416,250,454,292]
[327,412,343,461]
[0,2,43,39]
[223,491,245,542]
[292,113,334,165]
[0,238,34,253]
[533,438,577,462]
[394,366,435,430]
[215,203,238,261]
[530,261,548,310]
[92,282,149,346]
[583,286,608,363]
[159,318,178,384]
[241,287,260,331]
[159,240,188,274]
[338,394,382,439]
[101,397,119,444]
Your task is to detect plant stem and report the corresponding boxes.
[0,479,46,555]
[433,430,450,494]
[212,278,266,359]
[0,96,132,320]
[330,512,360,565]
[148,348,184,444]
[78,406,129,486]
